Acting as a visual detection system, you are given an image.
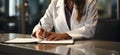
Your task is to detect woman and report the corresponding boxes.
[32,0,98,40]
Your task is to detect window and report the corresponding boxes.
[96,0,118,19]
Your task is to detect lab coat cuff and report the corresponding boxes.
[66,32,83,40]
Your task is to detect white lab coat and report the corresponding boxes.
[32,0,98,39]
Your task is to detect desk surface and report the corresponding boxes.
[0,33,120,55]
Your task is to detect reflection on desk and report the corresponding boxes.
[0,33,120,55]
[55,41,96,55]
[35,44,61,52]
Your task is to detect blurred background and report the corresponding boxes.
[0,0,120,41]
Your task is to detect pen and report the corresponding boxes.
[40,21,46,40]
[40,21,44,32]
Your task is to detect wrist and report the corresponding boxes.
[62,33,72,39]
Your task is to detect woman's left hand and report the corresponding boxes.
[46,32,71,41]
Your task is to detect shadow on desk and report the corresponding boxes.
[93,19,120,41]
[0,44,58,55]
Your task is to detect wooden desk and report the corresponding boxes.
[0,33,120,55]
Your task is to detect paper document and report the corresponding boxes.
[4,38,74,44]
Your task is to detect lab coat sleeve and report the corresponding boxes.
[66,0,98,39]
[32,0,56,35]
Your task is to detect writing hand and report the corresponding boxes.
[35,28,47,39]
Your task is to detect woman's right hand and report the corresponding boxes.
[35,28,47,39]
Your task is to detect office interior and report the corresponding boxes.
[0,0,120,41]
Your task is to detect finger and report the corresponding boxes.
[36,29,43,39]
[46,35,55,41]
[43,29,47,37]
[46,32,54,37]
[39,28,43,34]
[36,33,42,39]
[36,33,41,39]
[35,29,40,37]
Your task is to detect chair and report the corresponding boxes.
[93,19,120,41]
